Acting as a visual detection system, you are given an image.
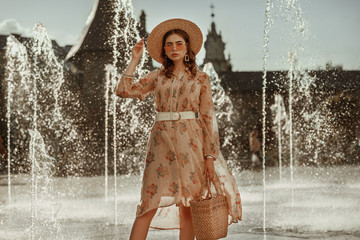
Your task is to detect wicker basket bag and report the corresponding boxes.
[190,178,229,240]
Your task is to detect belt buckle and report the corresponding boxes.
[173,112,181,121]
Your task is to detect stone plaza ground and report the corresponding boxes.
[1,166,360,239]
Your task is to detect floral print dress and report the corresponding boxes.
[116,68,242,229]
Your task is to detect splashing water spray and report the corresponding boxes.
[271,94,290,181]
[288,51,295,206]
[5,35,30,203]
[105,0,148,225]
[29,23,63,239]
[263,0,312,234]
[262,0,273,237]
[5,23,65,239]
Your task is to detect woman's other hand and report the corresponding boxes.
[131,38,144,62]
[204,157,215,180]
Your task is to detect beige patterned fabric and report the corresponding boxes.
[116,68,242,229]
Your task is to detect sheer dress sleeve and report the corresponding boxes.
[199,73,220,160]
[114,69,157,101]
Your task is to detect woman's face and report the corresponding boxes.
[164,33,187,63]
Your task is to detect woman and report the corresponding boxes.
[249,130,261,170]
[0,136,7,161]
[114,18,242,240]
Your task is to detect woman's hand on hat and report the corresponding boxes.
[131,38,144,62]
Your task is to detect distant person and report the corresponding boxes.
[114,18,242,239]
[0,136,7,162]
[249,130,261,170]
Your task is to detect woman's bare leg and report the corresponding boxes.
[129,208,157,240]
[179,206,195,240]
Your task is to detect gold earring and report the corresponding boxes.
[185,54,189,62]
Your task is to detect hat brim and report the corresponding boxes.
[147,18,203,64]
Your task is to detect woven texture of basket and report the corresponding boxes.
[190,179,229,240]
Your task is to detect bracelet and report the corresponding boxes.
[205,155,216,161]
[123,74,134,78]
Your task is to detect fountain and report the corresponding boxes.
[259,0,359,237]
[261,0,273,235]
[5,35,31,204]
[104,0,152,225]
[270,94,290,181]
[2,21,88,239]
[0,0,359,239]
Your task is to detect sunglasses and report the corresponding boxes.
[164,41,187,52]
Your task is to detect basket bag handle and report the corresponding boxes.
[204,174,224,200]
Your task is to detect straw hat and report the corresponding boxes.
[147,18,203,64]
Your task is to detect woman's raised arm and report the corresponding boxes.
[114,70,157,101]
[114,38,157,101]
[124,38,144,76]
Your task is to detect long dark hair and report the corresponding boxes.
[160,29,197,78]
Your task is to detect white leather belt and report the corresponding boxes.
[155,111,199,122]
